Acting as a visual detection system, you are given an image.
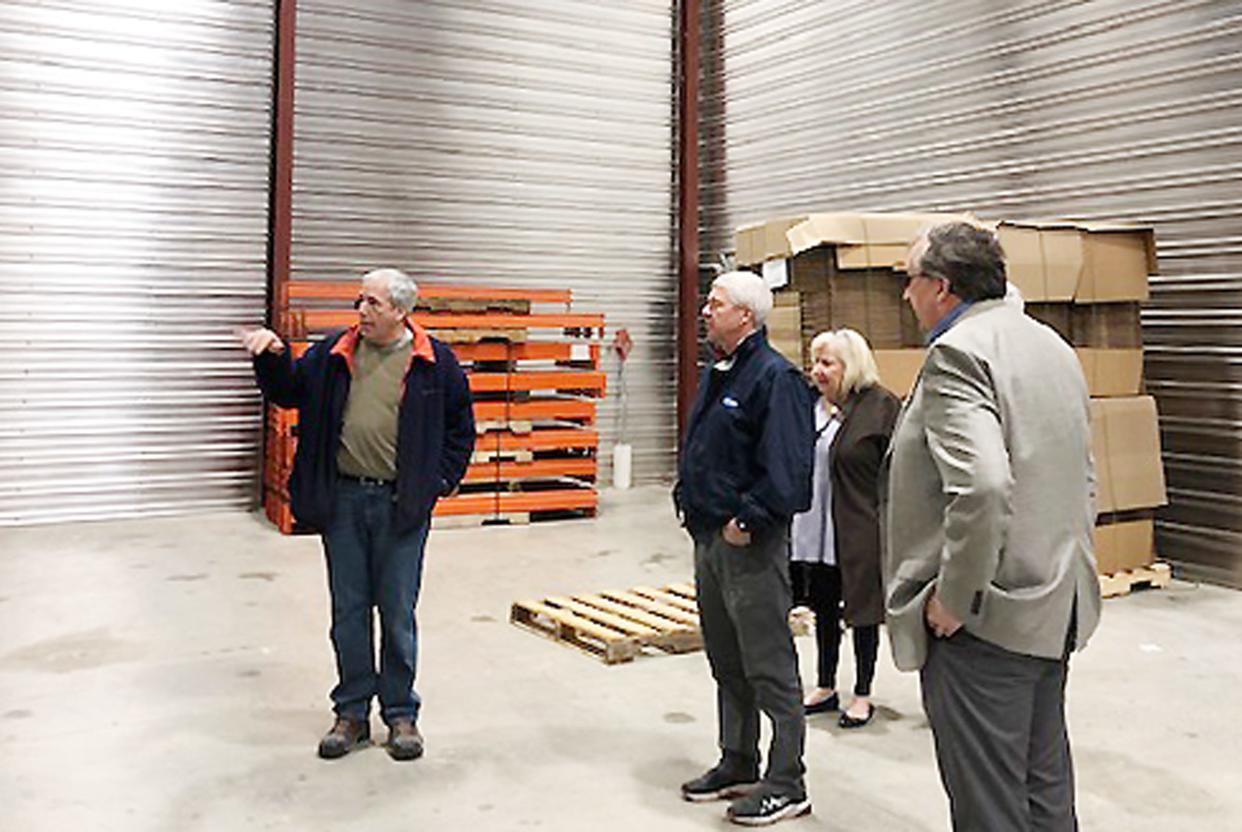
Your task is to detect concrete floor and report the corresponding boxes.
[1,484,1240,831]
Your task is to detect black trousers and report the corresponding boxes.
[792,562,879,696]
[694,527,806,798]
[920,630,1078,832]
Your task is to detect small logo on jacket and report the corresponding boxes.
[722,396,739,408]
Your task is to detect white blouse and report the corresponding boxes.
[790,397,841,565]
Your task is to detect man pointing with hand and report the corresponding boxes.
[240,267,474,762]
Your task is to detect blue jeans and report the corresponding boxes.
[321,478,429,724]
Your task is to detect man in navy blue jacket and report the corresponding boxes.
[241,268,474,762]
[675,270,815,826]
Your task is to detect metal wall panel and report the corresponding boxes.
[702,0,1242,585]
[291,0,676,482]
[0,1,274,525]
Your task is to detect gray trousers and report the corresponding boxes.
[694,526,806,797]
[921,630,1078,832]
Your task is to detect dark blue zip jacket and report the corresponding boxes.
[675,329,815,537]
[253,323,475,534]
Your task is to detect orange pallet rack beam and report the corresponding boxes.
[473,399,597,423]
[292,309,603,333]
[462,458,598,484]
[286,281,572,305]
[432,493,498,517]
[277,398,597,428]
[288,340,598,365]
[432,488,596,517]
[499,489,598,513]
[468,371,606,395]
[452,342,599,364]
[494,428,599,452]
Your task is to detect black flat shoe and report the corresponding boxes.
[804,693,839,715]
[838,704,875,729]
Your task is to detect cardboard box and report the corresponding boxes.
[1090,396,1167,513]
[1076,349,1143,397]
[735,211,973,268]
[1093,518,1155,575]
[996,221,1155,304]
[827,270,912,348]
[1026,302,1073,344]
[874,349,926,398]
[767,293,803,367]
[735,217,805,267]
[1071,302,1141,348]
[771,247,922,352]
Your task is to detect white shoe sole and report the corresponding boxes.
[727,798,812,826]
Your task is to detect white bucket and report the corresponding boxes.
[612,443,633,490]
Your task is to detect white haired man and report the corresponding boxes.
[674,271,816,826]
[240,268,475,761]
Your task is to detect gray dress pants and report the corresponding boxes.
[693,526,806,798]
[921,629,1079,832]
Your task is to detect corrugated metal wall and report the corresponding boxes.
[291,0,676,482]
[701,0,1242,585]
[0,1,274,525]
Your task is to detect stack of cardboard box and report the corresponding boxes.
[735,212,961,374]
[998,221,1166,576]
[735,212,1167,579]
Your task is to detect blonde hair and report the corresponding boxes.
[809,328,880,398]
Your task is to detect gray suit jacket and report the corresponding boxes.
[881,299,1102,672]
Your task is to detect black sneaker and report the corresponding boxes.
[317,716,370,759]
[680,757,759,802]
[726,790,812,826]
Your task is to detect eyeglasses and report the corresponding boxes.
[903,269,942,288]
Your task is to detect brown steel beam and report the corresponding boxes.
[268,0,297,329]
[676,0,701,442]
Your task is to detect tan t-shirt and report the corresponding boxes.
[336,330,413,480]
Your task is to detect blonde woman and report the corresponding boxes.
[791,329,900,728]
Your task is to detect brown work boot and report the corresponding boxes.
[385,719,424,761]
[317,715,370,759]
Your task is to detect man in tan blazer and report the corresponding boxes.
[882,222,1102,831]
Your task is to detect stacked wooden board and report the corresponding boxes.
[262,282,605,533]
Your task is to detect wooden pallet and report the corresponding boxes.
[510,583,813,665]
[1100,562,1172,598]
[511,583,704,664]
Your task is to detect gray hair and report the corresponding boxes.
[713,270,773,327]
[809,328,881,397]
[913,222,1006,302]
[363,267,419,312]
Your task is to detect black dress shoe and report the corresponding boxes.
[804,693,839,715]
[838,704,875,729]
